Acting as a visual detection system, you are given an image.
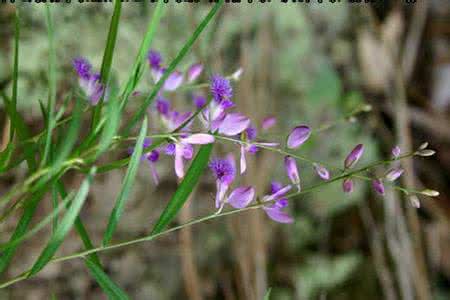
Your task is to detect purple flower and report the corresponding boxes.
[148,50,162,70]
[284,156,300,191]
[193,95,206,109]
[313,163,330,180]
[287,125,311,149]
[163,71,184,91]
[262,183,294,224]
[217,113,250,136]
[146,150,160,185]
[344,144,364,169]
[156,97,170,116]
[187,63,203,82]
[161,110,193,132]
[210,75,233,103]
[227,186,255,209]
[342,178,354,193]
[210,154,236,208]
[166,134,214,179]
[372,179,385,195]
[392,146,401,158]
[72,57,105,105]
[385,167,404,182]
[245,126,258,141]
[73,57,91,80]
[261,116,276,131]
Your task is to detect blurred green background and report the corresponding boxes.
[0,1,449,299]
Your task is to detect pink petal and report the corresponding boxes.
[217,113,250,136]
[181,134,215,145]
[174,144,185,178]
[385,167,404,182]
[215,181,229,209]
[261,116,277,131]
[287,125,311,149]
[163,71,184,91]
[263,206,294,224]
[187,63,203,82]
[227,186,255,209]
[240,145,247,174]
[263,185,292,202]
[284,156,300,186]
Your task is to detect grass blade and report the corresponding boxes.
[119,1,165,110]
[28,167,96,277]
[97,89,121,157]
[102,117,148,245]
[151,143,213,234]
[124,0,224,134]
[84,257,130,300]
[41,5,57,166]
[91,0,122,128]
[264,288,272,300]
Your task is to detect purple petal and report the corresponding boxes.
[284,156,300,186]
[245,126,257,141]
[165,143,176,156]
[263,206,294,224]
[342,178,354,193]
[163,71,184,91]
[217,113,250,136]
[372,179,385,195]
[263,184,292,202]
[344,144,364,169]
[270,181,284,194]
[392,146,401,158]
[156,97,170,115]
[182,143,194,160]
[227,186,255,209]
[240,145,247,175]
[275,198,288,208]
[261,116,277,131]
[148,49,162,69]
[146,149,160,162]
[174,144,185,178]
[385,167,404,182]
[210,75,233,103]
[313,163,330,180]
[187,63,203,82]
[73,57,92,80]
[287,125,311,149]
[193,95,206,109]
[181,134,215,145]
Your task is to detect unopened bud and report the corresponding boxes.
[362,104,372,112]
[416,149,436,157]
[231,68,243,81]
[410,195,420,208]
[421,189,439,197]
[418,142,429,150]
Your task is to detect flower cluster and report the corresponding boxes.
[75,51,438,225]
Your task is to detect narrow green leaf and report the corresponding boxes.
[0,191,75,252]
[41,4,57,166]
[102,117,148,245]
[97,89,121,157]
[92,0,122,128]
[84,258,130,300]
[28,167,96,277]
[0,143,14,172]
[264,288,272,300]
[11,11,19,113]
[124,0,224,134]
[119,1,165,110]
[151,143,213,234]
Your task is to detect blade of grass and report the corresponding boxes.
[151,143,213,234]
[102,117,148,246]
[84,257,130,300]
[264,288,272,300]
[10,10,20,139]
[91,0,122,128]
[28,167,96,277]
[96,88,121,157]
[41,5,57,167]
[119,1,165,110]
[124,0,224,134]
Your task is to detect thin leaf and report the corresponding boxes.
[151,143,213,234]
[84,257,130,300]
[97,89,121,157]
[119,1,165,110]
[28,167,96,277]
[124,0,224,134]
[102,117,148,245]
[91,0,122,128]
[264,288,272,300]
[41,4,57,166]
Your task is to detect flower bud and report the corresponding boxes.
[284,156,300,190]
[392,146,401,158]
[313,163,330,180]
[416,149,436,157]
[385,167,404,182]
[418,142,429,150]
[372,179,385,195]
[342,178,354,193]
[421,189,439,197]
[344,144,364,169]
[410,195,421,208]
[287,125,311,149]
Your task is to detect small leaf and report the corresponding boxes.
[151,143,213,234]
[28,167,96,277]
[102,117,147,245]
[84,257,130,300]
